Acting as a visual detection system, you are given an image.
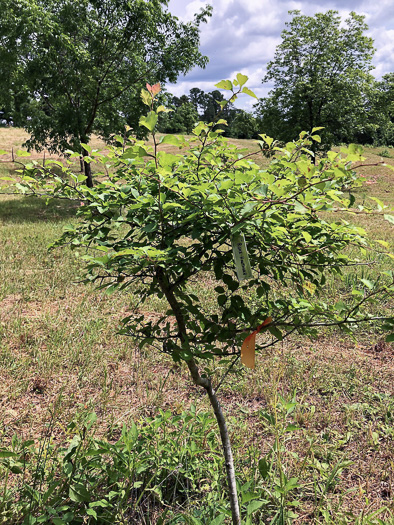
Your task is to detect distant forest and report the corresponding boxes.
[155,88,258,139]
[157,75,394,147]
[3,78,394,146]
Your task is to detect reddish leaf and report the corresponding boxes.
[151,83,161,95]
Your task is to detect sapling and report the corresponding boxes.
[10,75,394,524]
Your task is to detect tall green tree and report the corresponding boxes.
[0,0,31,127]
[367,73,394,146]
[228,109,258,139]
[157,101,199,134]
[0,0,211,185]
[255,10,375,149]
[189,87,206,113]
[200,89,231,122]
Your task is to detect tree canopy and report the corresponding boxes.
[365,73,394,146]
[0,0,211,185]
[255,10,376,148]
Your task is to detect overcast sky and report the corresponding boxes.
[167,0,394,110]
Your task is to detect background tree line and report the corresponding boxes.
[1,3,393,163]
[155,88,259,139]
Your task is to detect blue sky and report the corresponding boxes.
[167,0,394,110]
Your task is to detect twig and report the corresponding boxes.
[216,355,240,393]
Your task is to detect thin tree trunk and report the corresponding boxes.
[82,147,93,188]
[208,388,240,525]
[156,268,241,525]
[79,156,84,173]
[186,359,241,525]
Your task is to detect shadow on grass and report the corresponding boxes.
[0,195,80,224]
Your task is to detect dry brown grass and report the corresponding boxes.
[0,128,393,522]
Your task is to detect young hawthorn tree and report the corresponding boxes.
[13,75,394,524]
[0,0,211,186]
[255,10,376,150]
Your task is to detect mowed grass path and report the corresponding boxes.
[0,128,394,522]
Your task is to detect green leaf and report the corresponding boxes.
[9,464,23,474]
[236,73,248,87]
[139,111,158,132]
[302,231,312,243]
[0,450,17,458]
[0,149,7,155]
[16,150,30,157]
[140,89,151,106]
[247,500,265,515]
[89,499,110,508]
[87,508,97,519]
[376,240,389,248]
[360,278,373,290]
[285,424,299,432]
[268,325,283,341]
[21,440,35,448]
[242,87,257,99]
[310,135,321,143]
[220,179,234,190]
[215,80,233,90]
[193,121,208,136]
[80,143,91,153]
[217,295,227,307]
[386,333,394,343]
[284,477,299,491]
[370,196,385,211]
[258,134,273,147]
[69,484,90,502]
[384,214,394,225]
[122,146,147,160]
[143,222,157,232]
[258,458,269,479]
[242,491,261,504]
[210,515,226,525]
[157,105,172,113]
[294,201,308,214]
[158,152,179,167]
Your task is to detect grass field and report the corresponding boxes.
[0,128,394,523]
